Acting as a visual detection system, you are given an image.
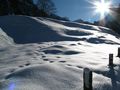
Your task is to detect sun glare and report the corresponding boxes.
[94,0,111,19]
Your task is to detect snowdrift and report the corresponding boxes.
[0,28,14,47]
[0,15,120,90]
[0,15,119,44]
[0,16,80,44]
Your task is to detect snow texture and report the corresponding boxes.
[0,15,120,90]
[0,28,14,47]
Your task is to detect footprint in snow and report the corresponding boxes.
[43,59,49,61]
[78,43,82,45]
[10,69,16,73]
[49,61,54,63]
[25,63,31,66]
[59,61,66,63]
[42,55,46,58]
[43,49,80,55]
[69,44,76,46]
[19,63,31,68]
[51,45,65,48]
[67,64,72,66]
[56,56,61,58]
[44,49,62,54]
[19,65,24,68]
[63,51,80,55]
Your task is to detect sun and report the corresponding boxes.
[94,0,111,19]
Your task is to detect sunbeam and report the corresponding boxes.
[93,0,111,19]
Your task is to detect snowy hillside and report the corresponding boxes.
[0,15,120,90]
[0,28,14,47]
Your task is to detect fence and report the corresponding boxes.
[83,47,120,90]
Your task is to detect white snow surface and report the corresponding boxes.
[0,28,14,47]
[0,15,120,90]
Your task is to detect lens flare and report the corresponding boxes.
[94,0,111,19]
[9,83,15,90]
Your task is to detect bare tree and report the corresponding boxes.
[37,0,56,15]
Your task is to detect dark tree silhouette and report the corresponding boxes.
[106,5,120,34]
[0,0,38,16]
[0,0,11,15]
[0,0,69,21]
[37,0,56,16]
[94,4,120,34]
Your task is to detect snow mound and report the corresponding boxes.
[0,16,79,44]
[42,45,81,55]
[0,64,112,90]
[1,64,82,90]
[0,16,120,90]
[0,15,119,44]
[0,28,14,47]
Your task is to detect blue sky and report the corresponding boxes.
[34,0,120,22]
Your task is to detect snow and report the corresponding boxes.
[0,15,120,90]
[0,28,14,47]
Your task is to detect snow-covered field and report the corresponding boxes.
[0,15,120,90]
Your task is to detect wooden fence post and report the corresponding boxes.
[117,47,120,58]
[83,68,93,90]
[109,54,113,66]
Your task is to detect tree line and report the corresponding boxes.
[94,4,120,34]
[106,5,120,34]
[0,0,69,21]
